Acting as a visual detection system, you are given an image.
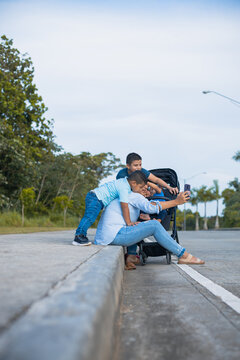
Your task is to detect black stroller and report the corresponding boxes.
[138,168,180,265]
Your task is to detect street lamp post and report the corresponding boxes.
[202,90,240,106]
[183,172,206,231]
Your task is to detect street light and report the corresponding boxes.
[202,90,240,106]
[183,171,207,231]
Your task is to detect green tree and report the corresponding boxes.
[212,180,221,229]
[198,185,215,230]
[190,188,200,231]
[53,195,73,227]
[31,151,122,213]
[176,209,184,230]
[222,178,240,227]
[228,178,240,192]
[0,35,59,203]
[176,209,196,230]
[19,187,35,226]
[233,151,240,162]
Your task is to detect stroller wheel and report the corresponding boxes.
[166,252,171,264]
[140,251,147,266]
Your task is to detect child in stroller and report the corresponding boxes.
[144,182,167,223]
[138,168,181,265]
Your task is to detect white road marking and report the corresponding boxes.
[175,264,240,314]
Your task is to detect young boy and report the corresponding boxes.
[72,170,148,246]
[116,153,178,195]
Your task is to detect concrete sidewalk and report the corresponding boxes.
[0,229,124,360]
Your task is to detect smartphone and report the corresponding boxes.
[184,184,191,195]
[184,184,191,192]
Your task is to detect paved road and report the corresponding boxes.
[115,230,240,360]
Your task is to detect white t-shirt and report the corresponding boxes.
[94,192,161,245]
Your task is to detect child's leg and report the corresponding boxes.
[156,209,167,221]
[75,192,104,236]
[127,244,138,255]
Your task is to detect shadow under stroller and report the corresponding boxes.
[138,168,180,265]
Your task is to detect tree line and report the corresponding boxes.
[0,35,122,226]
[0,35,239,228]
[177,162,240,230]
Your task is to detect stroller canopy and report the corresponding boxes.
[149,168,180,190]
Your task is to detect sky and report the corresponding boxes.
[0,0,240,217]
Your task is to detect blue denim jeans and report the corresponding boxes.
[127,210,167,255]
[75,191,104,236]
[111,220,185,258]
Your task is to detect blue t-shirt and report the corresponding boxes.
[116,167,150,180]
[93,177,131,207]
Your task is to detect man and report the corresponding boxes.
[94,191,205,265]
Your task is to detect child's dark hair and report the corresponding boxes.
[128,170,147,184]
[126,152,142,165]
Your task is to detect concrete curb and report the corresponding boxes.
[0,246,124,360]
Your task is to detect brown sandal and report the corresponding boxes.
[126,254,140,265]
[125,261,136,270]
[125,254,137,270]
[178,254,205,265]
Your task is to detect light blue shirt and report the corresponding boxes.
[93,177,131,207]
[94,192,161,245]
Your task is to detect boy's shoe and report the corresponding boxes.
[72,234,91,246]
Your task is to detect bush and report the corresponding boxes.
[23,216,55,227]
[0,211,22,226]
[0,210,101,228]
[30,202,49,217]
[0,211,80,228]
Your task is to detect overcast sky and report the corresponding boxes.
[1,0,239,216]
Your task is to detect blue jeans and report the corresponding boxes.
[111,220,185,258]
[75,191,104,236]
[127,211,167,255]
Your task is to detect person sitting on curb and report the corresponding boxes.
[72,171,148,246]
[116,152,178,195]
[94,190,205,268]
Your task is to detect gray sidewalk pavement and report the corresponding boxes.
[0,229,124,360]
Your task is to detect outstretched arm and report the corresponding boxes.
[148,173,178,194]
[159,191,189,210]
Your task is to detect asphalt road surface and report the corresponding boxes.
[115,230,240,360]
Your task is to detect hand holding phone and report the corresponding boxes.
[184,183,191,199]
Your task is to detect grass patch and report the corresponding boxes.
[0,211,80,228]
[0,227,75,235]
[0,211,99,234]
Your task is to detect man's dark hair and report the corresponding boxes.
[128,170,147,184]
[126,152,142,165]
